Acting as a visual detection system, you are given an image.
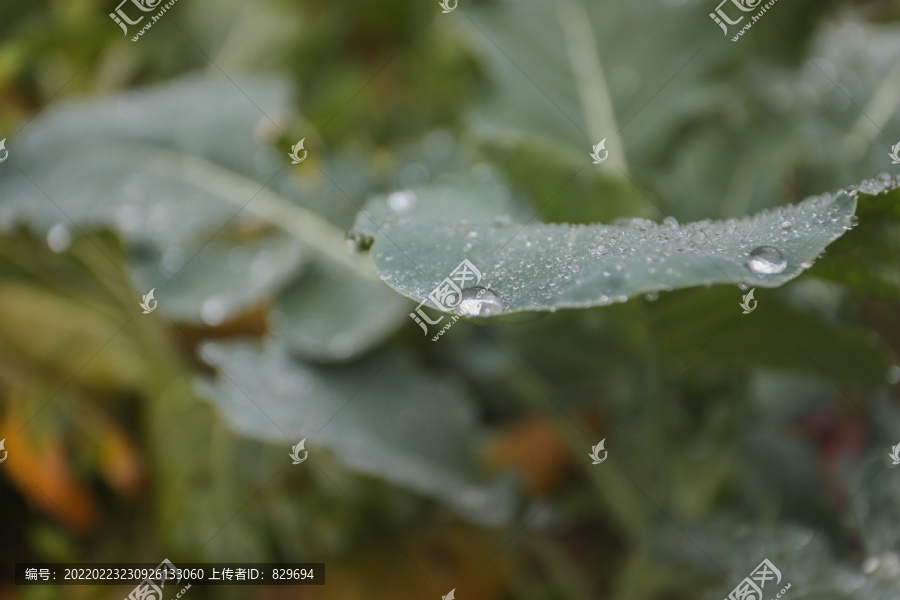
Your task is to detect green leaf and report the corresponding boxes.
[0,75,409,358]
[852,447,900,557]
[459,0,900,224]
[271,263,409,362]
[654,518,900,599]
[136,232,307,325]
[347,177,897,315]
[151,374,397,561]
[195,338,516,525]
[647,286,893,383]
[812,178,900,300]
[461,0,626,170]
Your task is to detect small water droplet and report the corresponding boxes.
[387,190,417,213]
[747,246,787,275]
[888,365,900,385]
[780,220,793,231]
[631,218,653,231]
[643,291,659,302]
[454,287,504,317]
[862,556,879,575]
[201,297,227,326]
[47,224,71,253]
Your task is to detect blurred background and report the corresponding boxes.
[1,0,900,598]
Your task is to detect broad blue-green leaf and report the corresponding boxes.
[654,518,900,599]
[196,338,516,525]
[348,177,899,315]
[852,442,900,559]
[271,263,410,362]
[459,0,900,223]
[134,233,307,325]
[0,74,408,358]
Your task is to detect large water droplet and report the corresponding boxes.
[747,246,787,275]
[454,287,504,317]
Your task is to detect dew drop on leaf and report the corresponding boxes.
[747,246,787,275]
[454,287,504,317]
[387,190,417,213]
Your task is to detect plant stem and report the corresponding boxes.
[138,145,380,281]
[555,0,629,176]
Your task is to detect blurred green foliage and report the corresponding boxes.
[1,0,900,599]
